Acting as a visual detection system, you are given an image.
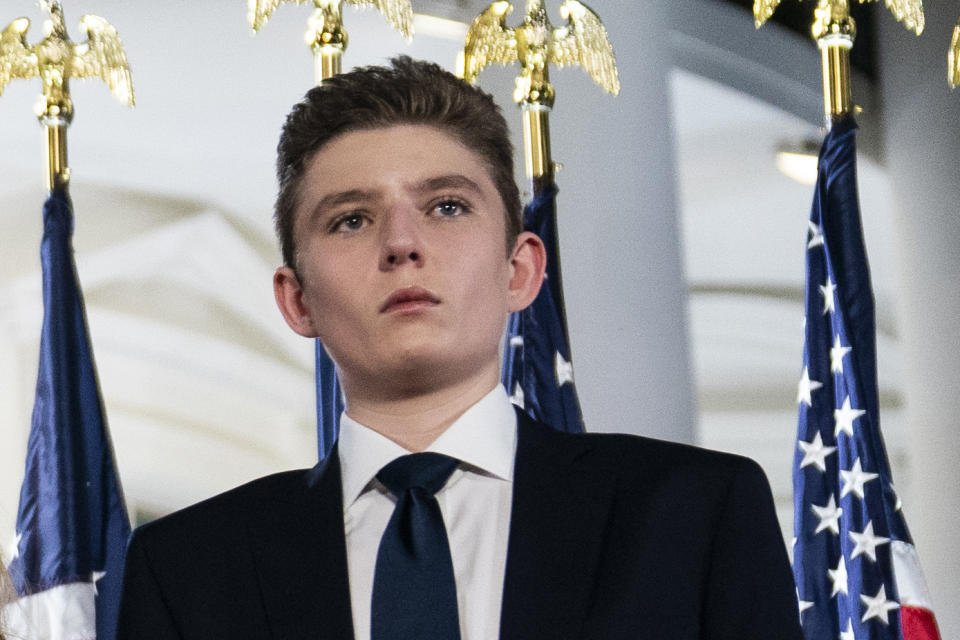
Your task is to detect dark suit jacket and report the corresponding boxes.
[117,411,803,639]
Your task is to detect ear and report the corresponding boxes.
[507,231,547,312]
[274,266,320,338]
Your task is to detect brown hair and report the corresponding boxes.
[274,55,522,272]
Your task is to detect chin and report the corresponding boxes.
[350,364,446,401]
[384,348,485,393]
[390,349,455,379]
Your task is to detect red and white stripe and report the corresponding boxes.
[891,540,941,640]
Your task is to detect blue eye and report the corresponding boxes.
[332,213,365,233]
[435,200,466,216]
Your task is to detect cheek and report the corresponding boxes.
[299,253,366,322]
[302,237,367,285]
[455,250,513,320]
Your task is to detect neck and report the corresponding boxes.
[341,363,500,452]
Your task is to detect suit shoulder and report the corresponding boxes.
[131,467,314,545]
[523,415,767,487]
[594,431,762,475]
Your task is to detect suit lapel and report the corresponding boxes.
[246,450,355,640]
[499,412,617,640]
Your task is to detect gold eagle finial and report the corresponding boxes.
[248,0,413,81]
[0,1,134,121]
[459,0,619,107]
[753,0,924,35]
[248,0,413,41]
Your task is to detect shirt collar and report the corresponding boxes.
[337,384,518,507]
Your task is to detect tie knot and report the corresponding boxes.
[377,452,459,497]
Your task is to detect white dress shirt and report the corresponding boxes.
[338,384,517,640]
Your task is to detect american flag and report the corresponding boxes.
[5,191,131,640]
[502,182,584,433]
[793,117,940,640]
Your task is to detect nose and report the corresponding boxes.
[378,206,424,270]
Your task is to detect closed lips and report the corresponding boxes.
[381,287,440,312]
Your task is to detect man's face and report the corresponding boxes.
[276,124,534,397]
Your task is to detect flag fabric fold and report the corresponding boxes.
[793,117,940,640]
[5,190,131,640]
[315,341,342,460]
[502,183,584,433]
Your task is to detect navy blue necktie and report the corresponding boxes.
[372,452,461,640]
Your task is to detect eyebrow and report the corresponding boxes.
[415,174,485,197]
[313,189,375,213]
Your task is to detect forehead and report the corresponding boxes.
[303,124,494,189]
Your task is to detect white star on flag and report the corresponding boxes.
[812,495,843,535]
[92,570,107,595]
[839,620,854,640]
[840,458,879,500]
[797,588,814,617]
[796,366,823,407]
[798,431,837,472]
[9,532,21,561]
[819,278,837,314]
[555,351,574,387]
[860,584,899,624]
[509,382,525,409]
[834,396,865,438]
[807,221,824,249]
[830,335,852,374]
[829,556,848,596]
[889,483,902,511]
[849,521,890,562]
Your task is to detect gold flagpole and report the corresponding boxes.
[0,1,133,192]
[247,0,414,83]
[458,0,619,196]
[949,17,960,89]
[754,0,923,127]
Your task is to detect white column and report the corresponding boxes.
[877,8,960,638]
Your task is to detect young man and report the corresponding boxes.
[117,57,802,639]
